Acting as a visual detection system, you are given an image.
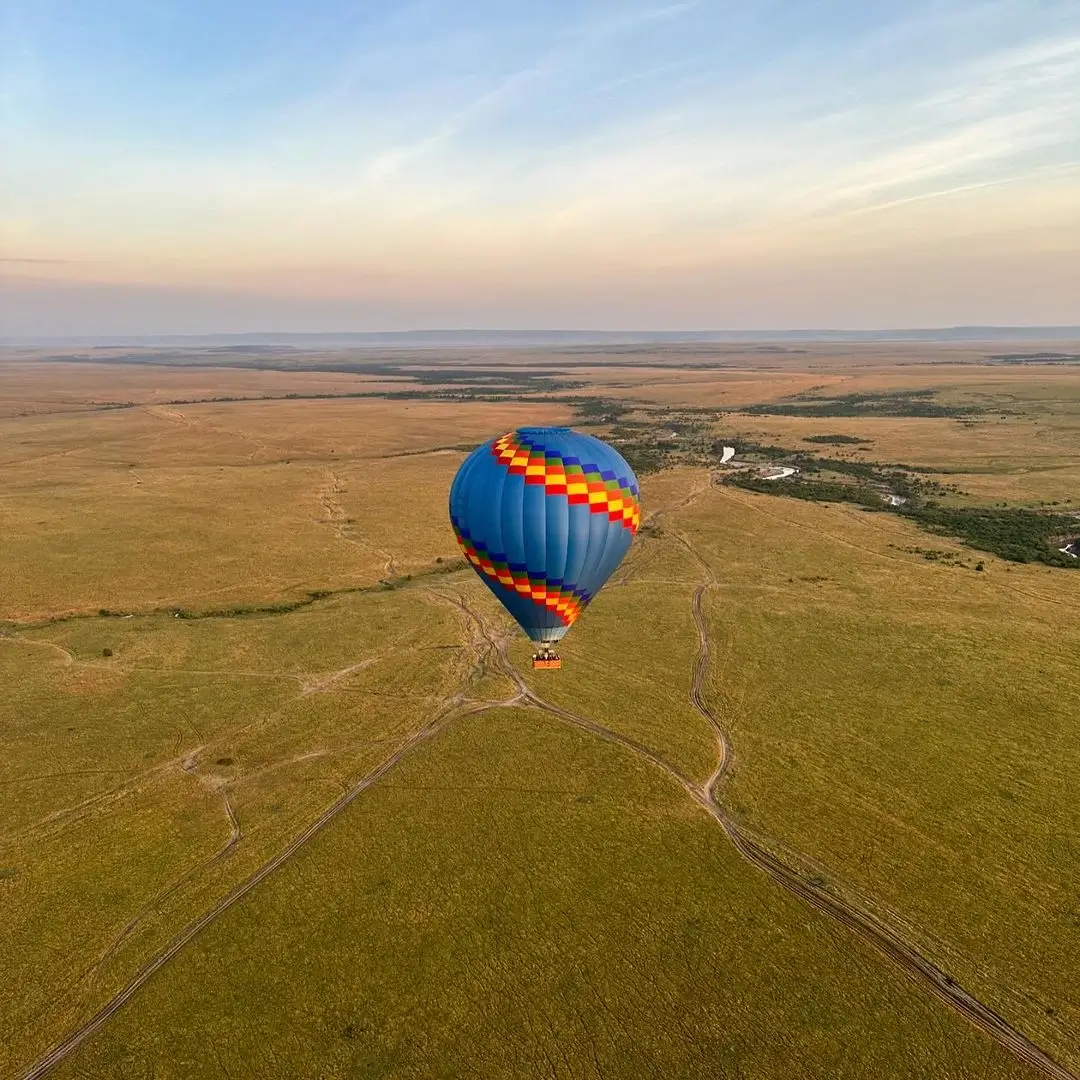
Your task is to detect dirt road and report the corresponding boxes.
[16,495,1077,1080]
[678,544,1076,1080]
[17,648,493,1080]
[453,525,1077,1080]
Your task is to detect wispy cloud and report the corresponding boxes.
[4,0,1079,330]
[842,161,1080,218]
[570,1,700,38]
[368,55,561,180]
[366,1,701,181]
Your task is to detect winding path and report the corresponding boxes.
[678,553,1076,1080]
[15,612,498,1080]
[452,524,1076,1080]
[14,490,1077,1080]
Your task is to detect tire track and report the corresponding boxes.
[15,614,501,1080]
[450,515,1075,1080]
[16,482,1074,1080]
[683,560,1074,1079]
[17,700,485,1080]
[0,748,208,850]
[85,792,243,978]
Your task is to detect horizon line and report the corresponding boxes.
[5,324,1080,346]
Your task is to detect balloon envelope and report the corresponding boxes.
[449,427,640,644]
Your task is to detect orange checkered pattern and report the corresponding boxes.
[452,526,588,626]
[491,431,640,534]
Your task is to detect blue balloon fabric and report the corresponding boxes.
[449,427,641,644]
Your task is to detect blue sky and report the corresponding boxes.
[2,0,1079,333]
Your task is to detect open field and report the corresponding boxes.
[726,367,1080,506]
[2,344,1079,1078]
[0,395,570,620]
[47,710,1038,1080]
[688,488,1080,1057]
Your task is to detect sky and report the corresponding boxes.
[2,0,1079,335]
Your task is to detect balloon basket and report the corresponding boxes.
[532,652,561,670]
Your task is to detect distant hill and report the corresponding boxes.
[4,326,1080,348]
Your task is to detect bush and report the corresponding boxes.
[725,472,1078,569]
[802,434,871,445]
[727,473,883,508]
[901,506,1079,568]
[744,390,981,419]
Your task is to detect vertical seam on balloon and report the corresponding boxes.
[490,431,639,535]
[450,520,588,627]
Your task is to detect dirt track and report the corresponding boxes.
[451,519,1077,1080]
[15,492,1078,1080]
[15,606,497,1080]
[680,571,1077,1080]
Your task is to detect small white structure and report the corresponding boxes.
[719,446,736,465]
[761,466,798,481]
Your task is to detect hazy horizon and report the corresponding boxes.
[3,0,1079,334]
[7,325,1080,350]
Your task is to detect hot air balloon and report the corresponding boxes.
[449,427,641,669]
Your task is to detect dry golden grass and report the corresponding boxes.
[505,340,1064,370]
[731,409,1077,466]
[3,352,1079,1078]
[674,482,1080,1067]
[713,362,1080,505]
[550,365,854,407]
[172,396,569,460]
[0,458,387,619]
[0,358,424,418]
[0,391,572,620]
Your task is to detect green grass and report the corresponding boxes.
[725,473,1079,567]
[744,389,983,419]
[5,364,1080,1079]
[681,486,1080,1069]
[802,434,873,445]
[50,709,1036,1080]
[0,586,473,1077]
[728,471,884,509]
[900,505,1080,567]
[516,537,718,783]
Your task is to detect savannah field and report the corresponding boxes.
[1,342,1079,1080]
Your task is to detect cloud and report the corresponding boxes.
[571,1,700,38]
[841,161,1080,218]
[368,55,561,180]
[5,0,1079,331]
[366,0,702,181]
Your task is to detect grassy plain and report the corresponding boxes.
[2,345,1078,1078]
[0,390,569,620]
[0,589,474,1074]
[0,358,413,419]
[730,403,1080,508]
[684,487,1080,1062]
[49,710,1034,1080]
